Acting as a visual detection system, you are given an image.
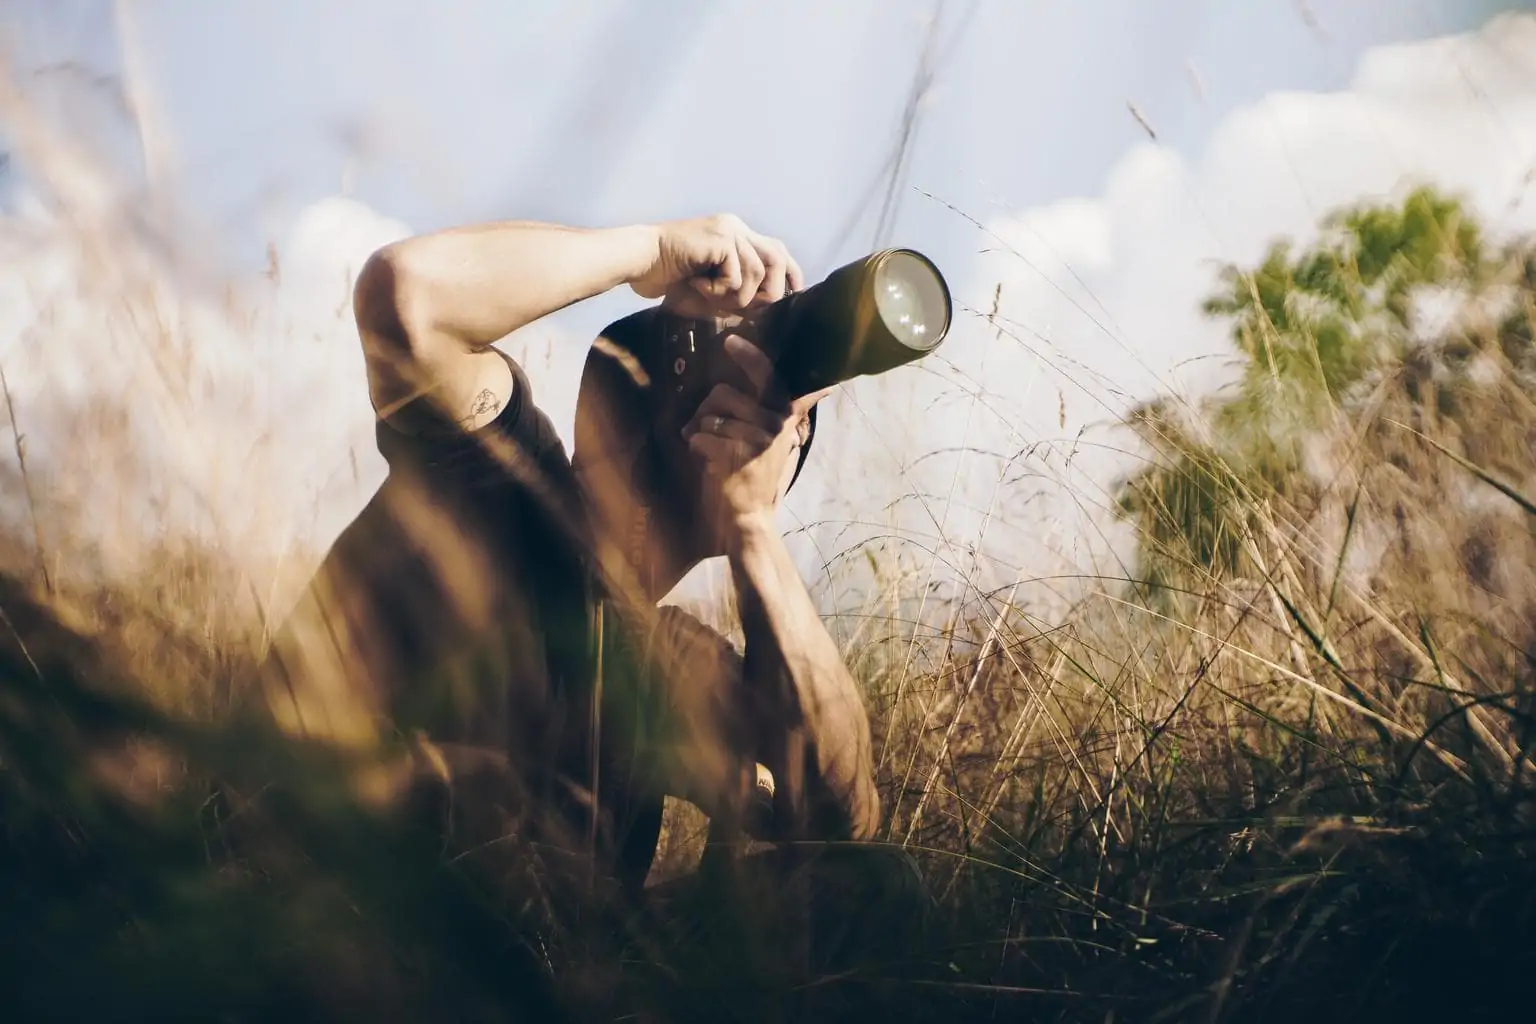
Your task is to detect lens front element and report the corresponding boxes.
[872,251,950,353]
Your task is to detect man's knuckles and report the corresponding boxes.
[697,385,785,431]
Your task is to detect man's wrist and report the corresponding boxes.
[728,509,780,555]
[611,222,663,285]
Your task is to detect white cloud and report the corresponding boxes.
[813,10,1536,603]
[0,140,413,583]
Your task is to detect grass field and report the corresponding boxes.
[3,91,1536,1021]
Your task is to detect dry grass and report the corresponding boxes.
[4,77,1536,1023]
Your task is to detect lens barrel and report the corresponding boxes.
[763,248,952,398]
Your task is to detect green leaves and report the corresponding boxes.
[1115,185,1526,594]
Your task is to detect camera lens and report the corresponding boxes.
[872,251,950,352]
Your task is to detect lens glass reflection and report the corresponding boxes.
[873,251,950,351]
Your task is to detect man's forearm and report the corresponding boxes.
[373,220,659,349]
[730,512,880,841]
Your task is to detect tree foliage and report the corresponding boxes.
[1116,185,1536,599]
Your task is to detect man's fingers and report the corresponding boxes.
[720,247,744,293]
[791,384,837,418]
[722,334,776,398]
[651,216,804,311]
[693,247,743,300]
[784,253,806,296]
[734,237,765,310]
[661,282,718,319]
[752,234,789,305]
[688,431,761,472]
[683,414,775,449]
[687,383,784,436]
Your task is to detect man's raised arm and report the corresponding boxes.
[354,221,659,425]
[352,215,801,427]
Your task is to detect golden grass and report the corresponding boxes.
[3,79,1536,1022]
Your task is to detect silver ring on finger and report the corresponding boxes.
[709,414,726,434]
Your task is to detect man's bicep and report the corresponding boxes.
[354,247,514,430]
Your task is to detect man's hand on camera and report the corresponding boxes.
[630,214,804,316]
[682,334,831,538]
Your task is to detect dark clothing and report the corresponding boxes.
[263,352,663,891]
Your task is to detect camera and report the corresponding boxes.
[573,249,952,584]
[651,248,952,435]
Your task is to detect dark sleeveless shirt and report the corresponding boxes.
[272,353,664,893]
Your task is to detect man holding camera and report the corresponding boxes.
[259,212,928,989]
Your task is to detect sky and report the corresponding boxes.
[2,0,1535,613]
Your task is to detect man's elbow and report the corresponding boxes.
[848,777,882,842]
[353,244,435,356]
[806,773,882,843]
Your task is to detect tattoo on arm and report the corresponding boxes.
[460,388,502,427]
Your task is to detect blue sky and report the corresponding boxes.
[9,1,1527,270]
[3,1,1536,604]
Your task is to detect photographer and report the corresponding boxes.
[259,213,926,974]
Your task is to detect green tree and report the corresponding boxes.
[1115,185,1527,600]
